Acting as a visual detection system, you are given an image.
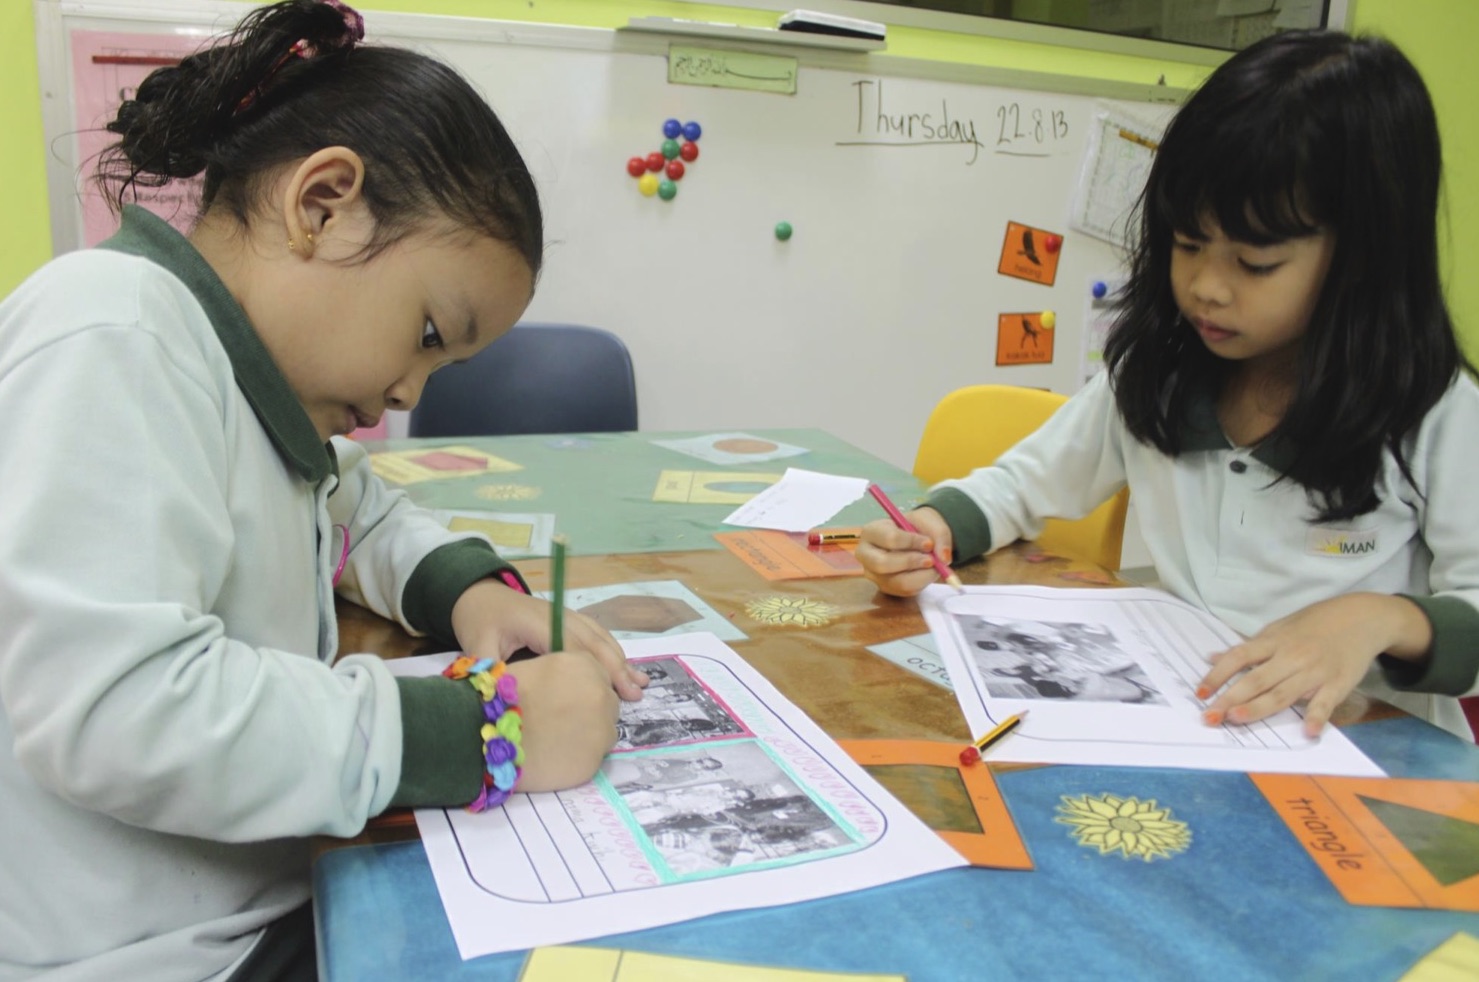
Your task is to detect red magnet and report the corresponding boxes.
[959,745,981,766]
[1043,234,1063,254]
[679,141,699,163]
[626,156,646,178]
[665,159,685,180]
[646,152,665,172]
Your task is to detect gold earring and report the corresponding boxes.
[305,231,315,245]
[288,237,297,253]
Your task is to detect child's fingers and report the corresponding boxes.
[858,517,931,553]
[565,614,646,701]
[1217,671,1309,726]
[1300,688,1342,738]
[1195,641,1262,699]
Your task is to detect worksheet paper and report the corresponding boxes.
[399,634,966,960]
[721,468,870,533]
[919,585,1384,778]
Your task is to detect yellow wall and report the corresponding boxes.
[1349,0,1479,360]
[2,0,51,292]
[4,0,1476,360]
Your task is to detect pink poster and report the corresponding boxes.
[69,30,208,246]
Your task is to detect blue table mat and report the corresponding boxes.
[316,716,1479,981]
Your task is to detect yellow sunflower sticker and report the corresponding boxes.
[474,484,542,502]
[743,596,838,628]
[1055,793,1191,862]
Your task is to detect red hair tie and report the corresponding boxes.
[234,0,366,115]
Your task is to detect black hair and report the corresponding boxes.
[1104,30,1472,522]
[96,0,542,273]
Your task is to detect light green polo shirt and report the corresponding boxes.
[928,369,1479,738]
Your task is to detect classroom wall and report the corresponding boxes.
[5,0,1478,364]
[2,1,51,291]
[1349,0,1479,363]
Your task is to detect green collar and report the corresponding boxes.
[1175,382,1299,474]
[99,206,332,483]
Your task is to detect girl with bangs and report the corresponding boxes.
[857,30,1479,742]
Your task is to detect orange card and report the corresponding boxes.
[1252,774,1479,912]
[840,739,1033,869]
[996,312,1055,366]
[997,221,1062,286]
[714,530,863,581]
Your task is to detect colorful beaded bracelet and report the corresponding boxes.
[442,655,525,812]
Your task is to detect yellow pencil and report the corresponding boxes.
[1117,128,1159,152]
[973,710,1028,752]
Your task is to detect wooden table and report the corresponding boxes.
[317,430,1476,981]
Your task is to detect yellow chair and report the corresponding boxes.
[912,384,1131,570]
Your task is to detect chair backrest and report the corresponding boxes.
[409,323,637,437]
[912,384,1130,570]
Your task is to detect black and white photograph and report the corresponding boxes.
[609,741,859,877]
[614,657,748,750]
[953,614,1168,705]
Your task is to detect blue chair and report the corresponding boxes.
[409,323,637,437]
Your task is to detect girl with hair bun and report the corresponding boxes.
[0,3,646,977]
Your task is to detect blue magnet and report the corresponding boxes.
[663,118,682,139]
[682,121,702,141]
[1091,281,1108,299]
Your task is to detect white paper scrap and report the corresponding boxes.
[720,468,870,532]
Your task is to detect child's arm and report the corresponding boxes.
[858,373,1129,595]
[449,578,647,701]
[856,508,955,597]
[1197,593,1435,737]
[1200,376,1479,736]
[329,439,646,700]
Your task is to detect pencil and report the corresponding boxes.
[550,534,566,652]
[865,483,965,593]
[807,528,861,545]
[1117,127,1160,152]
[973,710,1028,753]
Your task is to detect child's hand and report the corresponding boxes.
[505,650,621,792]
[451,579,649,701]
[855,507,954,598]
[1197,593,1433,737]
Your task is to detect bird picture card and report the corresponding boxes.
[996,312,1056,366]
[997,220,1062,286]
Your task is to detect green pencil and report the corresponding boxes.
[550,535,566,652]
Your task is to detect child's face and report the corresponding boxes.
[1170,218,1335,372]
[262,219,533,442]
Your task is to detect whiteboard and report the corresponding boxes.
[35,1,1182,469]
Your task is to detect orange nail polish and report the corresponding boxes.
[1202,710,1224,726]
[1195,686,1211,700]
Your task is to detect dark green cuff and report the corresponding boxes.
[925,487,993,564]
[402,539,525,646]
[389,676,486,808]
[1379,595,1479,695]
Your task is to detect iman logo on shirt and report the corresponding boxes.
[1306,528,1379,557]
